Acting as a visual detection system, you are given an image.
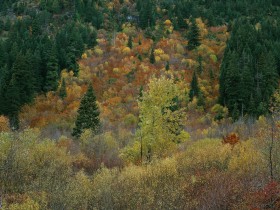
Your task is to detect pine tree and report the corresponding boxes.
[263,52,278,103]
[197,55,203,74]
[5,77,20,130]
[127,35,133,49]
[197,92,205,107]
[189,71,200,101]
[59,78,67,99]
[149,47,155,64]
[224,51,240,113]
[72,85,100,138]
[139,85,144,102]
[138,0,155,29]
[66,46,79,76]
[187,18,201,50]
[12,53,35,105]
[44,45,59,92]
[232,103,239,121]
[165,61,170,71]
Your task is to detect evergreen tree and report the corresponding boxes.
[44,45,59,92]
[127,35,133,49]
[0,65,10,115]
[5,77,20,130]
[138,0,155,29]
[59,78,67,99]
[66,46,79,76]
[197,92,205,108]
[263,52,278,103]
[224,51,240,113]
[232,103,239,121]
[187,18,201,50]
[72,85,100,138]
[149,47,155,64]
[197,55,203,74]
[11,53,35,106]
[189,71,200,101]
[165,61,170,71]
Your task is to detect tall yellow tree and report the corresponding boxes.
[136,76,188,162]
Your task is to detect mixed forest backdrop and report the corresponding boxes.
[1,0,280,209]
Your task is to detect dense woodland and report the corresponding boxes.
[1,0,280,209]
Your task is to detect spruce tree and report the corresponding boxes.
[128,35,133,49]
[66,46,79,76]
[5,77,20,130]
[149,48,155,64]
[59,78,67,99]
[12,53,35,105]
[189,71,200,101]
[187,18,201,50]
[263,52,278,103]
[197,55,203,74]
[197,92,205,107]
[72,85,100,138]
[232,103,239,121]
[44,45,59,92]
[165,61,170,71]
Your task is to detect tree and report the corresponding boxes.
[44,45,59,92]
[197,55,203,74]
[135,76,187,161]
[127,35,133,49]
[187,18,201,50]
[59,78,67,99]
[149,47,155,64]
[189,71,200,101]
[5,78,20,130]
[138,0,155,29]
[72,85,100,138]
[165,61,170,71]
[0,53,35,130]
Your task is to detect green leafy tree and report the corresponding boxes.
[72,85,100,138]
[126,76,188,162]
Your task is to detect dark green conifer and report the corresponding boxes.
[59,78,67,99]
[165,61,170,71]
[72,85,100,138]
[197,55,203,74]
[128,35,133,49]
[6,78,20,130]
[149,48,155,64]
[15,53,35,104]
[189,71,200,101]
[44,45,59,92]
[232,103,239,121]
[197,92,205,107]
[187,18,201,50]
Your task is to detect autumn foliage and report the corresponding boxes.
[222,132,240,146]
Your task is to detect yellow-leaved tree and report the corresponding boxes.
[121,76,189,164]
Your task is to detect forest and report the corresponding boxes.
[0,0,280,209]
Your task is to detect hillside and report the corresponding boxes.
[1,0,280,209]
